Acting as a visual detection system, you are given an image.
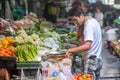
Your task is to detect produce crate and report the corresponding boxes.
[16,61,42,80]
[16,61,41,67]
[0,56,17,61]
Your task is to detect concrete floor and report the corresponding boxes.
[100,38,120,80]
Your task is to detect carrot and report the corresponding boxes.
[4,53,11,56]
[7,46,15,51]
[0,52,7,56]
[0,46,15,56]
[5,51,12,56]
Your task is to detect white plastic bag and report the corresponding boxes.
[60,58,74,80]
[57,72,67,80]
[62,66,74,80]
[48,63,60,77]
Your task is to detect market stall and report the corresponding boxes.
[0,12,94,80]
[108,17,120,57]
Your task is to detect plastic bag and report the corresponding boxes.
[60,58,74,80]
[62,66,74,80]
[48,63,60,77]
[62,58,72,68]
[57,72,67,80]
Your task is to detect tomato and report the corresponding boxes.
[73,74,79,80]
[78,77,83,80]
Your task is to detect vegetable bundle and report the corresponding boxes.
[14,43,38,61]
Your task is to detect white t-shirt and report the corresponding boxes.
[83,18,102,59]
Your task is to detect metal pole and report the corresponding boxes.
[24,0,28,15]
[2,0,6,18]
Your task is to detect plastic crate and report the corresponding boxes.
[0,56,17,61]
[16,61,42,80]
[16,61,41,67]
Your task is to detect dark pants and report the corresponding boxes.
[84,56,102,80]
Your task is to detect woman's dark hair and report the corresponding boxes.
[68,6,86,17]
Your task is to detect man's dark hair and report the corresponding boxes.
[68,6,86,17]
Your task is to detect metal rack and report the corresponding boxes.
[16,62,42,80]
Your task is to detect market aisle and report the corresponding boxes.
[100,38,120,79]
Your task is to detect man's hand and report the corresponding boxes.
[65,50,72,58]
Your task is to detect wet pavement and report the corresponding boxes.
[100,38,120,80]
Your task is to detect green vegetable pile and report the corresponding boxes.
[114,17,120,24]
[68,32,77,38]
[14,43,38,61]
[54,28,69,34]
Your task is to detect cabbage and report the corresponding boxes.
[40,21,53,33]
